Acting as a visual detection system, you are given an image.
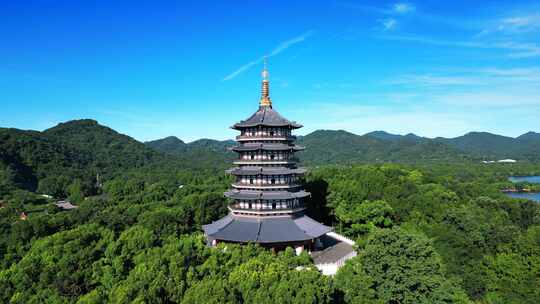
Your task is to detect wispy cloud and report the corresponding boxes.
[478,12,540,36]
[222,30,315,81]
[268,30,314,56]
[379,34,540,58]
[393,3,415,14]
[342,2,415,15]
[381,18,398,31]
[387,66,540,88]
[222,59,262,81]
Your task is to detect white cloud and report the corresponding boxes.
[268,30,314,57]
[294,102,480,138]
[478,13,540,36]
[290,66,538,137]
[379,34,540,58]
[222,30,314,81]
[387,67,540,97]
[433,91,540,108]
[381,18,398,31]
[222,59,262,81]
[393,3,415,14]
[387,67,540,89]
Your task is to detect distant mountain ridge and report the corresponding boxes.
[365,130,425,142]
[145,136,235,153]
[364,130,540,161]
[146,129,540,164]
[145,136,188,154]
[2,119,539,195]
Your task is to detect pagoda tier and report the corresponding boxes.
[204,214,331,244]
[203,62,331,249]
[227,167,307,176]
[224,190,310,200]
[231,143,304,152]
[232,106,302,130]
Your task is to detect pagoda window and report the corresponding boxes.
[248,203,252,209]
[271,178,275,184]
[270,130,274,136]
[272,202,276,209]
[270,154,275,160]
[249,178,253,184]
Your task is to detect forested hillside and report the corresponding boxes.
[364,130,540,162]
[146,129,540,164]
[1,119,540,303]
[0,120,167,198]
[296,130,469,164]
[145,136,236,167]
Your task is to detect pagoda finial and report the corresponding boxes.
[260,56,271,107]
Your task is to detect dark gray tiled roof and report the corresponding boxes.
[295,216,333,238]
[224,190,310,200]
[203,214,332,243]
[227,167,307,176]
[232,143,304,152]
[232,106,302,129]
[202,214,234,235]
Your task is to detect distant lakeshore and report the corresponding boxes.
[504,176,540,202]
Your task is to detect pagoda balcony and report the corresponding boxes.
[236,135,296,141]
[227,167,307,176]
[233,158,299,165]
[231,183,301,190]
[228,206,306,216]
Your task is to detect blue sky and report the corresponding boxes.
[1,1,539,142]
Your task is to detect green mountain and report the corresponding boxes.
[365,130,424,142]
[145,136,188,154]
[517,131,540,142]
[297,130,467,164]
[355,130,540,162]
[0,119,165,196]
[145,137,236,166]
[433,131,540,161]
[2,119,539,198]
[145,137,235,155]
[45,119,161,170]
[436,132,515,157]
[186,138,236,152]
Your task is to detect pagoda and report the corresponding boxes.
[203,61,331,253]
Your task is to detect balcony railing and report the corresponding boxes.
[234,158,300,165]
[229,206,306,216]
[231,183,301,189]
[236,135,296,141]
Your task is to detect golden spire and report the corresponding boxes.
[259,56,271,107]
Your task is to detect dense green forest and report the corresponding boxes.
[1,119,540,303]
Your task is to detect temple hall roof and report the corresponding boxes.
[232,106,302,129]
[203,214,332,243]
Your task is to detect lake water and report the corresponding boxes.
[505,192,540,202]
[506,176,540,202]
[508,176,540,184]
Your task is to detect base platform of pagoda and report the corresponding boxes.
[203,213,331,245]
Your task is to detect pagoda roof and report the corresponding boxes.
[203,213,332,243]
[227,167,307,176]
[232,143,304,152]
[224,189,310,200]
[232,106,302,129]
